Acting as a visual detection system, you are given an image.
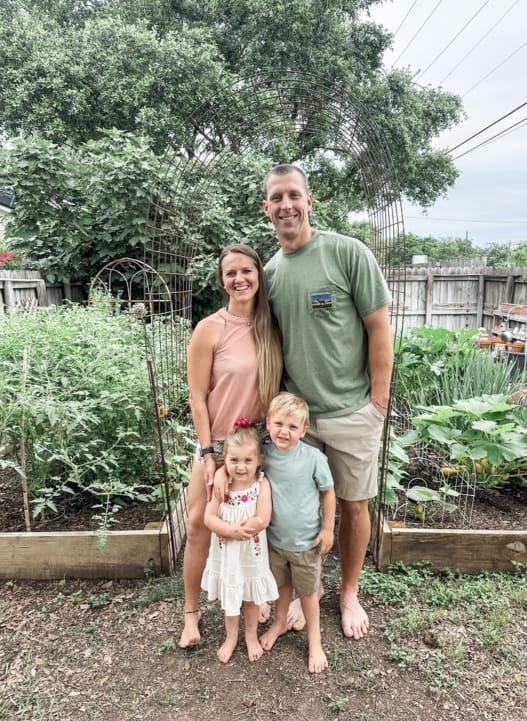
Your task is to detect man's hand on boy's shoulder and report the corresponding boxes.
[313,528,334,555]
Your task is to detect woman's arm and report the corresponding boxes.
[187,316,222,489]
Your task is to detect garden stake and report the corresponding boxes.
[147,358,178,570]
[19,346,31,532]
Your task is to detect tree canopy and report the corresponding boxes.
[0,0,466,299]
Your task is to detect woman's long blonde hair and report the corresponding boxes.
[218,244,282,411]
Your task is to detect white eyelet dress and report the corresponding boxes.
[201,479,278,616]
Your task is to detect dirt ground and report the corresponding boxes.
[1,548,526,721]
[1,470,527,721]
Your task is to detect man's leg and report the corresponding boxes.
[338,497,371,640]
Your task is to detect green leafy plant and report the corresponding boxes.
[412,394,527,489]
[0,302,190,521]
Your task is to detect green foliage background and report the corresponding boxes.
[0,0,465,310]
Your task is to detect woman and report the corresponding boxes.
[178,243,282,648]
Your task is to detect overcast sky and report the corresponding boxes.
[364,0,527,249]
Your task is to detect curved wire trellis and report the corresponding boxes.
[142,70,407,570]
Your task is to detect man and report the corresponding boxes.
[263,164,393,640]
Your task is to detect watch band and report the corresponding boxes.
[199,445,215,458]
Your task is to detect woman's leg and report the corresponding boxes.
[177,460,210,648]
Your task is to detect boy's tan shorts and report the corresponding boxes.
[268,544,322,596]
[306,402,385,502]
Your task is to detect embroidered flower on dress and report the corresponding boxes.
[241,494,248,503]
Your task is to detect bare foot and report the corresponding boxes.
[308,642,328,673]
[245,635,264,662]
[340,593,369,640]
[287,586,324,631]
[260,620,288,651]
[177,610,201,648]
[217,637,237,663]
[258,602,271,624]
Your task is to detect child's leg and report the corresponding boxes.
[260,583,292,651]
[243,602,264,662]
[299,591,328,673]
[217,614,239,663]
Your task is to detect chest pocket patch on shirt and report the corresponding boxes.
[310,291,333,310]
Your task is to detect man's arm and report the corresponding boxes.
[362,304,394,416]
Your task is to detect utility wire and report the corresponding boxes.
[406,215,527,224]
[463,38,527,97]
[447,100,527,153]
[393,0,420,39]
[415,0,491,80]
[452,115,527,160]
[392,0,443,65]
[439,0,521,84]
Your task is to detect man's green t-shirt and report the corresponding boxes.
[265,230,391,417]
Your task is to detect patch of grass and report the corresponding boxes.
[324,694,349,714]
[365,562,527,695]
[133,574,183,609]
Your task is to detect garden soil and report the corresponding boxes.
[1,468,526,721]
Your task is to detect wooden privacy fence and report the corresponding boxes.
[389,264,527,332]
[2,266,527,333]
[0,270,85,311]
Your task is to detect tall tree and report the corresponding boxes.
[0,0,462,207]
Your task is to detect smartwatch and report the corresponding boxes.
[199,445,215,458]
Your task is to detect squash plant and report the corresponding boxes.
[412,394,527,489]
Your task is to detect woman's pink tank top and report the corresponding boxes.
[207,308,263,441]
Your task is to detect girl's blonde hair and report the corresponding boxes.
[267,392,310,427]
[223,422,263,459]
[218,244,282,411]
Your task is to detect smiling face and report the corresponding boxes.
[266,410,307,452]
[262,169,313,251]
[224,441,262,486]
[220,251,259,310]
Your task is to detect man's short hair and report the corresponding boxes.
[267,392,309,427]
[263,164,309,197]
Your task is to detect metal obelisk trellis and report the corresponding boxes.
[142,71,406,571]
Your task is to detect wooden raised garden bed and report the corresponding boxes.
[0,495,187,581]
[373,511,527,573]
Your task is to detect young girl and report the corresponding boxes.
[201,420,278,663]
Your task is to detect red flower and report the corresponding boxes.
[0,251,15,267]
[241,494,248,503]
[223,493,230,503]
[253,535,260,543]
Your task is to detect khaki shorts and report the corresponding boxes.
[305,402,385,502]
[268,544,322,596]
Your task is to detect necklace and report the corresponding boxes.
[225,307,254,324]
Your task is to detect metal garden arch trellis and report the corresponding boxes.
[143,71,406,569]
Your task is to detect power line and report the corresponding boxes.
[415,0,491,80]
[463,38,527,97]
[439,0,521,85]
[392,0,444,65]
[447,100,527,153]
[393,0,420,39]
[406,215,527,225]
[452,115,527,160]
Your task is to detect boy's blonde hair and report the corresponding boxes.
[267,392,309,427]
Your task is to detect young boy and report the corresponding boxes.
[260,392,336,673]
